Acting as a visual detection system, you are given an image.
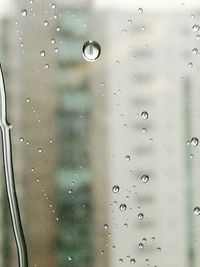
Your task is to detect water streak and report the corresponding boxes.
[0,64,28,267]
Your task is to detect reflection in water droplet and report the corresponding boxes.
[21,9,27,16]
[82,40,101,62]
[141,174,149,183]
[191,137,199,146]
[194,207,200,215]
[112,185,120,193]
[119,204,127,211]
[141,111,148,119]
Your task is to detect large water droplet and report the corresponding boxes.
[82,40,101,62]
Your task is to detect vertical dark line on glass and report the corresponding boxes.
[183,78,194,267]
[0,64,28,267]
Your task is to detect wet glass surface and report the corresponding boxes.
[0,1,200,267]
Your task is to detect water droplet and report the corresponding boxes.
[104,224,108,229]
[138,8,143,14]
[21,9,27,16]
[191,137,199,146]
[128,19,133,24]
[125,155,131,161]
[19,137,24,142]
[141,111,148,119]
[112,185,120,193]
[100,250,104,255]
[124,223,128,227]
[51,3,56,9]
[194,206,200,215]
[192,48,198,54]
[56,26,61,32]
[26,141,30,145]
[142,127,147,133]
[157,247,161,251]
[139,243,144,249]
[40,50,46,57]
[36,178,40,183]
[188,62,193,68]
[51,38,56,44]
[141,174,149,183]
[130,259,136,263]
[82,40,101,62]
[44,64,49,69]
[119,204,127,211]
[55,47,59,53]
[38,148,43,153]
[44,20,49,27]
[119,258,123,263]
[192,25,200,32]
[26,97,30,103]
[49,139,53,143]
[68,256,73,261]
[196,34,200,40]
[138,213,144,220]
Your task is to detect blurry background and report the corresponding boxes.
[0,0,200,267]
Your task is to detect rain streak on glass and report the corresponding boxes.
[82,40,101,62]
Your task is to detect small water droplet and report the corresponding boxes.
[188,62,193,68]
[21,9,27,16]
[38,148,43,153]
[104,224,108,229]
[128,19,133,24]
[19,137,24,142]
[68,256,73,261]
[141,111,148,119]
[51,38,56,44]
[192,25,200,32]
[44,64,49,69]
[82,40,101,62]
[138,7,143,14]
[56,26,61,32]
[112,185,120,193]
[119,204,127,211]
[44,20,49,27]
[55,47,59,53]
[36,178,40,183]
[142,127,147,133]
[141,174,149,183]
[119,258,123,263]
[157,247,161,251]
[139,243,144,249]
[194,206,200,215]
[51,3,56,9]
[125,155,131,161]
[191,137,199,146]
[130,259,136,263]
[138,213,144,220]
[192,48,198,54]
[40,50,46,57]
